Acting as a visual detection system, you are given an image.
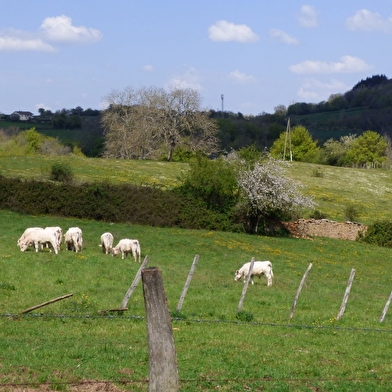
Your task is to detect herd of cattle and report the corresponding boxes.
[17,227,142,263]
[17,227,274,285]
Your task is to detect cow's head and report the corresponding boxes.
[111,248,120,257]
[234,270,243,282]
[19,240,32,252]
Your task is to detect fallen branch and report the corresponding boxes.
[20,293,73,314]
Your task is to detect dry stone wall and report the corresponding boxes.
[282,219,368,241]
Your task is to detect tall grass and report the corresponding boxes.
[1,209,392,390]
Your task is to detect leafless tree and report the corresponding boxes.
[101,86,219,161]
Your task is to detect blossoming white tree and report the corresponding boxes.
[237,158,315,234]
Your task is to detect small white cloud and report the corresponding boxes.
[297,78,349,101]
[40,15,102,43]
[289,55,372,74]
[269,28,299,45]
[167,67,202,91]
[142,64,154,72]
[297,5,318,28]
[0,35,56,52]
[228,70,257,84]
[346,9,392,33]
[35,103,51,111]
[208,20,259,42]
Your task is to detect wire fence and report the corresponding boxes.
[1,312,392,390]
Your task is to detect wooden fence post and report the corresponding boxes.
[336,268,356,320]
[379,290,392,323]
[177,254,199,312]
[142,267,179,392]
[289,263,312,320]
[120,255,150,310]
[237,257,255,313]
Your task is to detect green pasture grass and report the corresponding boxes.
[1,210,392,390]
[1,156,392,226]
[0,155,187,188]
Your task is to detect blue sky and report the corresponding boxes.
[1,1,391,116]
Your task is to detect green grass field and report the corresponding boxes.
[1,203,392,390]
[1,155,392,224]
[1,157,392,390]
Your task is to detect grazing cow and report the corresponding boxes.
[45,226,63,252]
[111,239,141,262]
[18,228,59,255]
[64,227,83,252]
[17,227,43,248]
[234,261,274,286]
[99,232,114,254]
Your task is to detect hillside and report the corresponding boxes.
[1,155,391,226]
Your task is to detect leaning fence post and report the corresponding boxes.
[379,290,392,323]
[120,255,150,310]
[289,263,312,320]
[237,257,255,313]
[142,267,179,392]
[177,254,199,312]
[336,268,356,320]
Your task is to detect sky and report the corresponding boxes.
[1,1,391,116]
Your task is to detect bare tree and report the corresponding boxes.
[101,86,219,161]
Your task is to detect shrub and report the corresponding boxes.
[358,220,392,247]
[343,204,361,222]
[50,162,74,184]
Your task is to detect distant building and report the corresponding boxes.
[10,111,34,121]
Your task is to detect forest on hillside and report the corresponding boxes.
[1,74,391,157]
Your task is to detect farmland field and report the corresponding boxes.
[1,206,392,391]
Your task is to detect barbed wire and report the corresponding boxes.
[1,312,392,334]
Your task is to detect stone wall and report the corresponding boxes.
[282,219,368,241]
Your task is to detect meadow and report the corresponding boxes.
[1,157,392,390]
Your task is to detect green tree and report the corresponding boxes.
[270,125,319,162]
[345,130,387,166]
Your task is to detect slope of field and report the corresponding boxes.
[1,155,391,225]
[1,209,392,391]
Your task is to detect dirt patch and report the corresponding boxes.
[282,219,368,241]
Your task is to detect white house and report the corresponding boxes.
[10,111,34,121]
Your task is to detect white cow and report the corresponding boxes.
[234,261,274,286]
[18,228,59,255]
[99,232,114,254]
[111,239,141,262]
[45,226,63,252]
[64,227,83,252]
[17,227,43,248]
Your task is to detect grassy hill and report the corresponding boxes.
[1,156,392,390]
[1,155,391,225]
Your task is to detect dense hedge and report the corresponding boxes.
[0,176,240,232]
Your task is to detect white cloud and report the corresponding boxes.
[297,78,349,101]
[208,20,259,42]
[0,35,56,52]
[289,55,373,74]
[228,70,257,84]
[346,9,392,33]
[142,64,155,72]
[0,15,102,52]
[269,28,299,45]
[297,5,318,28]
[167,67,202,91]
[40,15,102,43]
